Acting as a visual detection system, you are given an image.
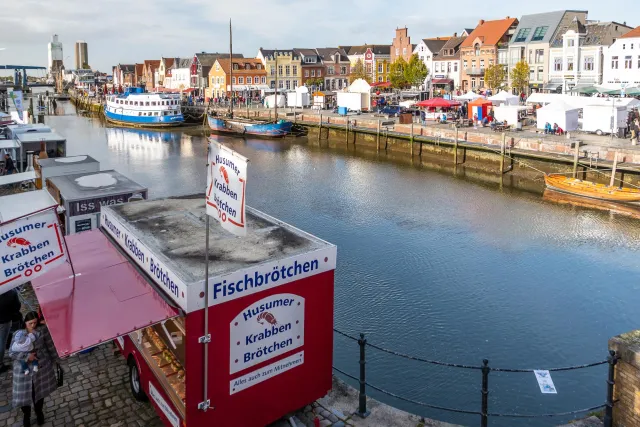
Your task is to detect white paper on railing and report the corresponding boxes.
[206,141,249,237]
[533,370,557,394]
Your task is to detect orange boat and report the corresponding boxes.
[544,174,640,203]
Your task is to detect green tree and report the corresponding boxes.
[405,54,428,87]
[305,77,324,88]
[484,64,506,90]
[510,60,530,94]
[349,59,371,83]
[82,62,91,70]
[389,57,409,89]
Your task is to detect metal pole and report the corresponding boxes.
[573,142,580,178]
[357,333,370,418]
[198,148,212,411]
[481,359,489,427]
[604,350,618,427]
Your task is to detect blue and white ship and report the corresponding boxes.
[104,87,184,128]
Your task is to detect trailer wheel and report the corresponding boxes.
[596,129,603,136]
[128,356,148,402]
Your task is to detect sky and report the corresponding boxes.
[0,0,637,73]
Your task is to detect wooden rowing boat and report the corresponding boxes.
[544,174,640,203]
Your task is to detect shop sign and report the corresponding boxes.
[149,382,180,427]
[74,218,92,233]
[69,191,148,216]
[206,141,248,237]
[230,351,304,395]
[100,211,188,310]
[0,209,68,295]
[230,293,305,374]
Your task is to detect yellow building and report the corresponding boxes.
[257,49,301,91]
[342,45,391,83]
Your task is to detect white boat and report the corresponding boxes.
[104,88,184,128]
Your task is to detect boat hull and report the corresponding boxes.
[207,115,292,138]
[104,109,184,128]
[544,174,640,203]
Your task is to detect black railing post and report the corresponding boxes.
[481,359,489,427]
[356,333,370,418]
[604,350,619,427]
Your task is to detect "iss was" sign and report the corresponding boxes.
[230,293,305,374]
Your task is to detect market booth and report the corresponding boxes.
[536,101,580,132]
[31,195,337,427]
[468,98,493,120]
[35,155,100,189]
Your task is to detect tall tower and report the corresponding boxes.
[48,35,64,73]
[75,41,89,69]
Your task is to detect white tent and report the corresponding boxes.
[489,90,519,106]
[263,94,286,108]
[454,91,482,101]
[287,86,310,107]
[527,93,640,111]
[536,101,580,131]
[493,105,527,126]
[347,79,371,110]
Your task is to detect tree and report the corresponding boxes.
[389,57,409,89]
[305,77,324,88]
[510,60,530,94]
[405,54,428,88]
[349,59,371,83]
[484,64,506,90]
[82,62,91,70]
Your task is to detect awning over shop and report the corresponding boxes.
[31,230,180,357]
[182,88,196,93]
[432,79,453,84]
[543,81,562,91]
[370,81,391,88]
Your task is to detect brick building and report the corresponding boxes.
[391,27,414,63]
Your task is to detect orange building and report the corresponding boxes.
[206,58,267,100]
[460,17,518,92]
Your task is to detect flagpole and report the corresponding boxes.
[200,146,211,412]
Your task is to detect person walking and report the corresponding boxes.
[10,311,59,427]
[0,288,21,374]
[4,154,15,175]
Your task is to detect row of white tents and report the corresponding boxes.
[454,90,520,106]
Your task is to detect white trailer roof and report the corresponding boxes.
[0,190,58,225]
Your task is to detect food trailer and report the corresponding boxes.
[31,195,337,427]
[35,155,100,189]
[16,131,66,160]
[46,169,147,235]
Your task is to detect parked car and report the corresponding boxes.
[379,105,404,117]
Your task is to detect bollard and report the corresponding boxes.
[604,350,619,427]
[481,359,489,427]
[357,333,370,418]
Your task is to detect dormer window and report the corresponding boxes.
[475,44,480,56]
[245,64,250,70]
[233,63,239,70]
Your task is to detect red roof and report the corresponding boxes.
[416,98,460,108]
[468,98,492,106]
[370,81,391,87]
[462,17,518,47]
[620,26,640,39]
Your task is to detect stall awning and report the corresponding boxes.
[0,171,35,186]
[432,79,453,84]
[31,230,180,357]
[543,81,562,91]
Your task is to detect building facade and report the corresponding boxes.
[156,58,176,88]
[430,34,467,93]
[142,60,161,90]
[317,48,350,90]
[548,18,633,93]
[602,26,640,90]
[190,53,243,94]
[257,49,302,91]
[294,49,325,87]
[48,35,63,74]
[460,17,519,92]
[75,41,89,69]
[391,27,413,63]
[507,10,587,94]
[112,64,135,87]
[343,45,391,83]
[163,58,191,90]
[414,37,449,91]
[206,58,267,99]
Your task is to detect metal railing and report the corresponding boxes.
[333,329,619,426]
[465,68,486,76]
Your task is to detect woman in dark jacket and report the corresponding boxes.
[9,311,58,427]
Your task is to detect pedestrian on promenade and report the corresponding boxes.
[4,154,15,175]
[0,288,21,374]
[10,311,59,427]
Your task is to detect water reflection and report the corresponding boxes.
[105,127,192,160]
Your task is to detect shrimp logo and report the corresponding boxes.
[257,312,278,326]
[219,166,229,185]
[7,237,31,248]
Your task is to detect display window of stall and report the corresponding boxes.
[131,317,186,415]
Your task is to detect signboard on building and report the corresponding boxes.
[229,293,305,374]
[0,209,68,295]
[68,191,148,216]
[206,141,248,237]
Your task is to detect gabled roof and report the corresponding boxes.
[144,60,161,72]
[195,52,244,67]
[582,22,633,46]
[463,29,474,36]
[214,58,265,75]
[344,45,391,55]
[509,10,568,45]
[134,64,144,76]
[438,36,466,59]
[293,48,319,57]
[259,49,297,59]
[315,48,349,62]
[119,64,135,73]
[174,58,192,68]
[550,14,587,47]
[421,38,448,54]
[162,58,176,69]
[620,26,640,39]
[461,17,519,47]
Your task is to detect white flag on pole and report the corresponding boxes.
[206,141,248,237]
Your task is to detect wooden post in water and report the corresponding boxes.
[454,126,459,165]
[610,153,619,187]
[376,120,381,152]
[410,121,414,157]
[573,142,580,178]
[500,132,506,174]
[345,119,349,145]
[318,114,322,142]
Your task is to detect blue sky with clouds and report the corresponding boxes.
[0,0,636,72]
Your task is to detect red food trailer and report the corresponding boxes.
[31,195,337,427]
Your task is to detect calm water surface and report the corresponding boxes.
[47,103,640,426]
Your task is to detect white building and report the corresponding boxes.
[413,37,448,90]
[47,35,63,73]
[163,58,192,90]
[602,26,640,90]
[548,18,632,93]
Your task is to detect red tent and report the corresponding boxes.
[416,98,461,108]
[370,81,392,88]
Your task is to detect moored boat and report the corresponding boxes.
[544,174,640,203]
[104,87,184,128]
[207,114,292,138]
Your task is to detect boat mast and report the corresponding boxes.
[274,49,278,121]
[229,19,233,117]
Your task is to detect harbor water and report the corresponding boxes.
[48,102,640,426]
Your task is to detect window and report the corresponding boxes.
[554,57,562,71]
[435,63,439,72]
[638,55,640,68]
[378,76,383,82]
[447,62,451,72]
[238,77,244,84]
[514,28,531,43]
[232,77,236,84]
[285,80,290,89]
[471,60,476,68]
[535,49,544,64]
[474,44,480,56]
[395,48,399,56]
[304,57,316,64]
[489,59,494,66]
[471,78,476,88]
[304,70,309,77]
[285,65,290,76]
[262,76,266,84]
[463,60,468,68]
[480,59,485,68]
[378,63,383,73]
[151,101,157,106]
[623,44,626,50]
[278,80,283,89]
[625,56,632,69]
[293,66,297,75]
[328,66,335,75]
[529,49,533,63]
[567,39,575,47]
[270,66,275,76]
[537,67,543,81]
[145,102,150,106]
[454,62,458,72]
[215,63,219,71]
[311,70,315,77]
[233,63,239,70]
[584,56,594,71]
[567,57,574,71]
[257,64,262,69]
[211,77,215,84]
[278,65,283,75]
[340,66,347,75]
[612,56,619,69]
[402,48,407,56]
[270,80,275,89]
[531,26,549,41]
